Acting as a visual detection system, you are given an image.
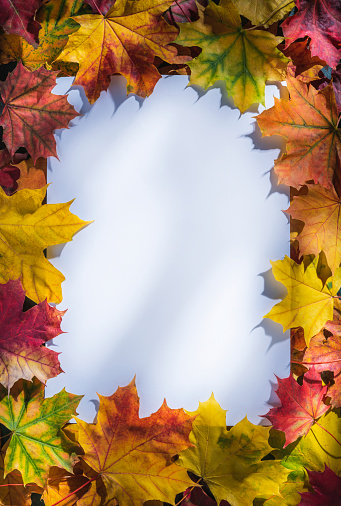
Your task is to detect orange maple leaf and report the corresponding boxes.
[55,0,189,103]
[74,379,195,505]
[257,74,341,189]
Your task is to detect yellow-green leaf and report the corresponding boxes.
[0,186,90,303]
[264,255,341,344]
[232,0,294,28]
[175,0,288,112]
[0,378,82,487]
[177,394,289,506]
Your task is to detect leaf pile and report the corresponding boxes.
[1,0,341,504]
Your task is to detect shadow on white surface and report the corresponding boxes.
[46,75,290,426]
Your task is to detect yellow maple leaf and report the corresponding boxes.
[177,394,289,506]
[175,0,288,112]
[233,0,294,28]
[265,255,341,344]
[54,0,188,103]
[0,186,90,303]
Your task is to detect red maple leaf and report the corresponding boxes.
[0,148,21,195]
[0,279,65,390]
[299,466,341,505]
[0,62,78,162]
[263,366,329,447]
[83,0,115,15]
[282,0,341,69]
[0,0,44,47]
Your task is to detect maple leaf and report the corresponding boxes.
[42,466,93,506]
[0,185,89,304]
[0,279,65,390]
[262,367,329,447]
[287,183,341,274]
[0,378,82,487]
[270,411,341,481]
[233,0,294,28]
[177,394,289,506]
[299,466,341,505]
[0,450,41,506]
[16,156,46,190]
[163,0,208,25]
[281,39,326,83]
[0,61,78,162]
[73,378,194,506]
[54,0,188,103]
[281,0,341,69]
[0,147,20,195]
[0,0,86,73]
[0,0,44,47]
[264,255,341,344]
[257,74,341,189]
[175,0,288,113]
[259,475,304,506]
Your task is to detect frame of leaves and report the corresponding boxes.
[0,0,341,504]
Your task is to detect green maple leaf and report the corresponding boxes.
[0,378,82,487]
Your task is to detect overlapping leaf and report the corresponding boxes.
[0,378,82,487]
[282,0,341,69]
[257,74,341,189]
[299,466,341,505]
[265,255,341,343]
[74,379,194,506]
[0,0,44,46]
[0,147,20,194]
[175,0,288,112]
[263,367,329,447]
[270,411,341,481]
[233,0,294,28]
[0,0,86,72]
[55,0,188,103]
[163,0,207,24]
[0,185,89,304]
[0,62,78,162]
[0,279,65,390]
[287,183,341,273]
[282,40,325,83]
[177,394,289,505]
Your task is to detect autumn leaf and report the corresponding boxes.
[177,394,289,506]
[175,0,288,113]
[233,0,294,28]
[281,39,326,83]
[163,0,207,25]
[299,466,341,505]
[0,0,86,73]
[0,450,41,506]
[258,475,304,506]
[0,378,82,487]
[42,466,93,506]
[0,61,78,162]
[257,74,341,189]
[0,185,90,304]
[0,279,65,390]
[281,0,341,69]
[264,255,341,344]
[73,378,194,506]
[54,0,188,103]
[0,147,20,195]
[16,156,46,190]
[0,0,44,47]
[83,0,115,15]
[263,367,329,447]
[181,487,217,506]
[270,411,341,481]
[287,183,341,274]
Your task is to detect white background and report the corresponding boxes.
[46,75,290,425]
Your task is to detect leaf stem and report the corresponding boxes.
[291,358,341,365]
[50,475,97,506]
[0,484,25,487]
